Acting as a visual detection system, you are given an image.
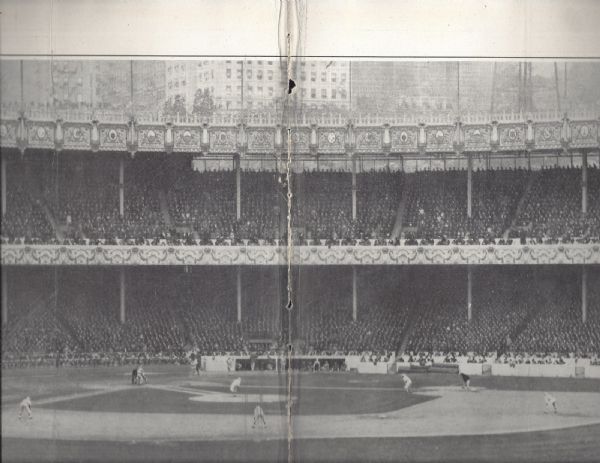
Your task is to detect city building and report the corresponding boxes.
[164,59,351,114]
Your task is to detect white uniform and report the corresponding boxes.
[544,393,557,413]
[401,374,412,392]
[137,366,147,384]
[253,404,266,428]
[230,377,242,393]
[19,397,32,419]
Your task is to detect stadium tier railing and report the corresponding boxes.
[3,104,598,126]
[2,241,599,266]
[4,350,600,378]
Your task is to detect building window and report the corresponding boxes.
[257,60,263,65]
[175,81,179,88]
[248,86,253,94]
[321,89,327,99]
[341,73,347,82]
[226,68,232,78]
[301,88,306,97]
[310,71,316,82]
[331,73,337,83]
[168,66,172,73]
[237,69,242,79]
[321,72,326,82]
[310,88,316,98]
[226,85,232,95]
[268,87,273,97]
[267,61,273,65]
[182,80,186,86]
[301,71,306,81]
[331,88,336,99]
[247,70,252,79]
[168,82,172,89]
[267,70,273,80]
[341,89,347,99]
[257,70,263,80]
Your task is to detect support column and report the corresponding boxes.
[2,267,7,327]
[54,268,59,312]
[119,268,126,324]
[237,266,242,323]
[582,266,588,323]
[582,151,588,214]
[467,153,473,219]
[119,157,125,217]
[351,156,357,221]
[235,155,241,221]
[352,267,357,321]
[1,156,6,217]
[467,266,473,321]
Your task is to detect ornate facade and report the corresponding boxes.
[2,244,599,266]
[1,112,598,156]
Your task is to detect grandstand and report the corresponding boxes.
[2,101,600,362]
[2,152,599,245]
[2,145,599,362]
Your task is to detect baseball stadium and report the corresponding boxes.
[1,58,600,462]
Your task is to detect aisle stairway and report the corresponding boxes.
[397,307,420,355]
[158,190,173,229]
[391,175,414,239]
[503,171,539,239]
[55,311,86,351]
[40,202,65,242]
[21,175,64,242]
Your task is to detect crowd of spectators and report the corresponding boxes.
[2,154,598,245]
[514,166,600,242]
[356,171,404,240]
[292,171,354,241]
[1,161,54,243]
[293,267,413,353]
[240,171,283,242]
[403,168,529,241]
[2,266,599,364]
[510,267,600,354]
[406,267,541,354]
[167,166,236,241]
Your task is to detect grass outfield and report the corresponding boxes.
[3,424,600,463]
